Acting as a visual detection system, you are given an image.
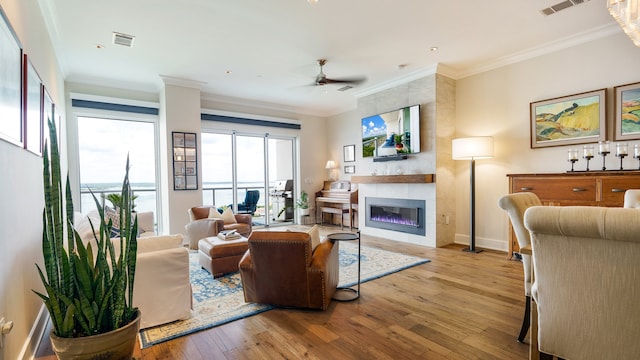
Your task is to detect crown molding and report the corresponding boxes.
[159,75,207,90]
[455,22,622,79]
[352,64,439,99]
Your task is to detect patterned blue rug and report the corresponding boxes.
[138,241,430,348]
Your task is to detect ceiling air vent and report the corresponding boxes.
[337,85,353,92]
[112,32,135,47]
[540,0,590,16]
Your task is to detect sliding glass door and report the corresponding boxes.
[201,131,295,227]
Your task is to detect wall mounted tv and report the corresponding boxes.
[361,104,420,159]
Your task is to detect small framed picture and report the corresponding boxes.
[186,162,196,175]
[344,144,355,162]
[613,81,640,141]
[186,176,198,190]
[174,176,185,190]
[344,165,355,174]
[173,132,185,147]
[185,133,196,147]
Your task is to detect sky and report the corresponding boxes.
[77,116,156,184]
[361,114,387,138]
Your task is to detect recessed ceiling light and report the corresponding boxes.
[429,46,439,52]
[95,44,105,49]
[308,0,319,4]
[225,70,232,74]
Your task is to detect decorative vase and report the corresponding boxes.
[50,310,141,360]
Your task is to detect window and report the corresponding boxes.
[76,116,159,230]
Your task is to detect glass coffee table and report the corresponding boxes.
[327,231,360,301]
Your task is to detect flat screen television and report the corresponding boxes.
[361,104,420,158]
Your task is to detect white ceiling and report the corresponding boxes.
[38,0,621,116]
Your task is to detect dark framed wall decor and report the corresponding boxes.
[24,54,43,155]
[0,6,23,146]
[172,131,198,190]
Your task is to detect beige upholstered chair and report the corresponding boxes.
[624,189,640,208]
[524,206,640,359]
[497,192,541,342]
[185,206,252,249]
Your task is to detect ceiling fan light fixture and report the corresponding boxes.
[308,0,319,4]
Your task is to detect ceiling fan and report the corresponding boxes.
[313,59,366,87]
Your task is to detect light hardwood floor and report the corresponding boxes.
[36,226,529,359]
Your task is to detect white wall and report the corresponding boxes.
[455,32,640,251]
[0,1,65,359]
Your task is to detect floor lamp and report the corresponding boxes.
[452,136,494,253]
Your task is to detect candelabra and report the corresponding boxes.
[583,145,594,171]
[615,143,628,170]
[598,141,610,171]
[567,149,578,172]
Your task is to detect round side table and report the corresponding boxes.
[327,231,360,301]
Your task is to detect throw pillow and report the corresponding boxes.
[208,207,223,219]
[221,207,237,224]
[105,206,121,229]
[306,225,321,251]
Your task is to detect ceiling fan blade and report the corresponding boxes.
[322,76,366,85]
[312,59,366,87]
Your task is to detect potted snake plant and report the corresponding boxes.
[33,118,140,359]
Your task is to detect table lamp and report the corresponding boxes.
[325,160,337,180]
[452,136,494,253]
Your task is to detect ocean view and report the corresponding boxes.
[79,182,268,215]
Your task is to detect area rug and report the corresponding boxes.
[138,242,430,348]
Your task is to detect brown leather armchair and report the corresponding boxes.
[185,206,252,249]
[239,231,339,310]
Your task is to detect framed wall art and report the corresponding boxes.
[0,6,23,146]
[344,144,355,162]
[613,82,640,141]
[172,131,198,190]
[344,165,355,174]
[24,55,43,155]
[530,88,606,148]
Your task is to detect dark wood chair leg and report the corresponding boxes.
[518,295,531,342]
[539,353,554,360]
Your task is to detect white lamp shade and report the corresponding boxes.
[325,160,336,169]
[452,137,494,160]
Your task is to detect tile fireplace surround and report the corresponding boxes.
[352,174,436,247]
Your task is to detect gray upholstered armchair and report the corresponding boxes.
[524,206,640,359]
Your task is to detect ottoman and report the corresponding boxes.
[198,236,249,278]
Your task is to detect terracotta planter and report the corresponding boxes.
[50,310,140,360]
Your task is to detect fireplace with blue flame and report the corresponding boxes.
[365,197,425,236]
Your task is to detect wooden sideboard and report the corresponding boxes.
[506,171,640,257]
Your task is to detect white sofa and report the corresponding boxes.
[75,210,192,329]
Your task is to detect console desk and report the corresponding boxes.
[506,171,640,257]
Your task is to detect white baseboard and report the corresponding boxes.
[19,304,49,360]
[454,234,508,252]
